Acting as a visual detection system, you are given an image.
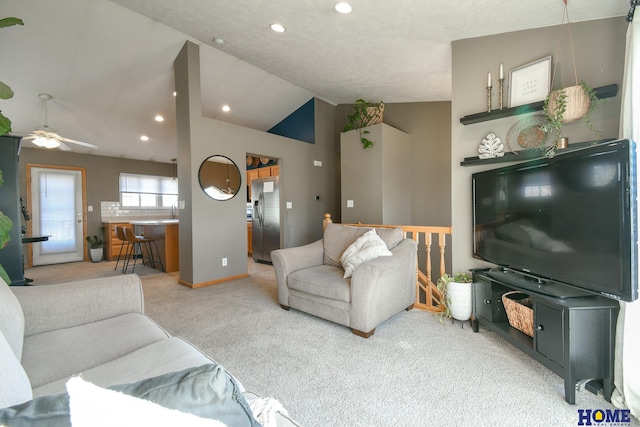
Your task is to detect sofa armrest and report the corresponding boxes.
[271,239,324,306]
[349,238,418,333]
[11,274,145,337]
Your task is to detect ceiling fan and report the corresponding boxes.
[21,93,98,151]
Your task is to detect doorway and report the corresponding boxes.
[27,165,87,266]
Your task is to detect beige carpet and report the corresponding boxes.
[24,261,639,427]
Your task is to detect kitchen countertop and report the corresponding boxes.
[128,219,179,225]
[102,219,179,225]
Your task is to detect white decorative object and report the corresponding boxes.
[478,132,504,159]
[447,281,473,321]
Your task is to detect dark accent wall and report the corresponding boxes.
[268,98,315,144]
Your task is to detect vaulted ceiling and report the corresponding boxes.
[0,0,628,163]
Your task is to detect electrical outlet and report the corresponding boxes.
[87,205,93,212]
[222,258,228,267]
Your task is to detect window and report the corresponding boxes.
[119,173,178,208]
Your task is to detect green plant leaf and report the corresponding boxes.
[0,212,13,249]
[0,17,24,28]
[0,112,11,135]
[0,81,14,100]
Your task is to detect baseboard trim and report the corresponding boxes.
[179,273,250,289]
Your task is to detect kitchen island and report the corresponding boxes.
[129,220,179,273]
[103,219,179,273]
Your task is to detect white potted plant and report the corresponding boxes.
[436,272,473,322]
[85,228,104,263]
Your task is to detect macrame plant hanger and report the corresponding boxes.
[547,0,590,124]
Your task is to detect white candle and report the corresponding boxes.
[500,64,504,79]
[488,72,491,87]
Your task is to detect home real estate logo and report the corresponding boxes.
[577,408,632,426]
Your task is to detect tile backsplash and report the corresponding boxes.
[101,201,177,222]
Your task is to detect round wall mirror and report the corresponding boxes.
[198,155,241,200]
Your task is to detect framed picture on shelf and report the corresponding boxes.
[509,56,552,108]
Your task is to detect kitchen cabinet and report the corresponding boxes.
[133,221,180,273]
[247,166,278,201]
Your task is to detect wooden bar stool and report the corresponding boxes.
[122,226,165,273]
[114,226,130,273]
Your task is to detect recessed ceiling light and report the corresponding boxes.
[140,135,149,141]
[335,2,352,14]
[154,115,164,122]
[270,23,286,33]
[212,37,224,46]
[222,105,231,112]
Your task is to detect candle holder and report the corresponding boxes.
[499,78,504,110]
[487,85,492,112]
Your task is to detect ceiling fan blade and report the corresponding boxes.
[13,131,39,139]
[58,136,98,149]
[58,141,72,151]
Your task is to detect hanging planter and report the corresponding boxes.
[541,1,605,152]
[342,99,385,149]
[546,84,590,124]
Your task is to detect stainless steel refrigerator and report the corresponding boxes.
[251,176,280,263]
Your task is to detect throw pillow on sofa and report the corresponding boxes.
[0,364,260,427]
[66,377,226,427]
[340,229,393,279]
[323,223,372,267]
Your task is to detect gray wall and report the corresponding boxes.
[335,102,452,227]
[340,123,411,225]
[175,41,341,286]
[450,17,627,273]
[18,147,174,240]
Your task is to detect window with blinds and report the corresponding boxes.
[119,173,178,208]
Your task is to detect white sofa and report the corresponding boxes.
[0,274,298,426]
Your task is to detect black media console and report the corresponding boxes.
[471,269,619,404]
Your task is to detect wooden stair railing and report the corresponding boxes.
[322,213,451,313]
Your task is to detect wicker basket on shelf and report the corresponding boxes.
[502,291,534,337]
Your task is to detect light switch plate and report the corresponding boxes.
[347,200,354,208]
[313,160,322,167]
[286,202,292,209]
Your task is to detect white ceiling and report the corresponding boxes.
[0,0,629,163]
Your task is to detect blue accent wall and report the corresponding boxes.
[267,98,315,144]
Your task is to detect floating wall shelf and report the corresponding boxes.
[459,84,618,125]
[460,139,616,167]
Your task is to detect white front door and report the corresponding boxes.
[30,166,86,265]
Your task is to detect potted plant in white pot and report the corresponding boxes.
[436,272,473,323]
[86,228,104,263]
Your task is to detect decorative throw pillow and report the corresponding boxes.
[0,364,260,427]
[340,229,393,279]
[323,223,372,267]
[66,377,226,427]
[374,227,404,250]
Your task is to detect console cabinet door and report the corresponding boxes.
[535,302,564,367]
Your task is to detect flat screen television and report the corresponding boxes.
[472,139,638,302]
